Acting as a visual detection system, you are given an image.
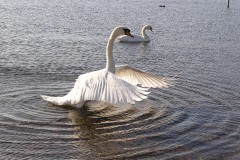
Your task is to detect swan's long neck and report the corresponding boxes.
[106,32,118,74]
[141,27,150,40]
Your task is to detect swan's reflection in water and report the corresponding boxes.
[57,88,240,160]
[64,101,169,159]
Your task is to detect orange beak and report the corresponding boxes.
[125,32,134,38]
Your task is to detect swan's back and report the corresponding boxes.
[118,35,150,42]
[41,69,149,107]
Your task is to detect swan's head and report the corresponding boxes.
[112,26,134,38]
[123,28,134,38]
[144,25,153,31]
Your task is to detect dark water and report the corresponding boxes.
[1,0,240,159]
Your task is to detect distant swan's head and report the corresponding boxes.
[111,26,134,38]
[144,25,153,31]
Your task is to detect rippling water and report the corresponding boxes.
[1,0,240,159]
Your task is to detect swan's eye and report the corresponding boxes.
[123,28,131,34]
[123,28,134,38]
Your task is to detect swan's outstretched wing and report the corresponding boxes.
[41,69,149,106]
[116,65,174,88]
[67,69,150,105]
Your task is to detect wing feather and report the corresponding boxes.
[116,65,174,88]
[67,69,149,105]
[41,68,151,106]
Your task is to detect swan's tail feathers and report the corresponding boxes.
[41,95,68,106]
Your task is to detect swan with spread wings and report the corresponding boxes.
[41,26,173,108]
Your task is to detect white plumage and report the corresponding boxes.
[118,25,153,42]
[116,65,174,88]
[41,26,173,108]
[41,69,149,107]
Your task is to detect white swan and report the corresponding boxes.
[41,26,172,108]
[118,25,153,42]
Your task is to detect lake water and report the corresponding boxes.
[1,0,240,159]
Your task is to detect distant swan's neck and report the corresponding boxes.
[106,33,118,73]
[141,27,150,40]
